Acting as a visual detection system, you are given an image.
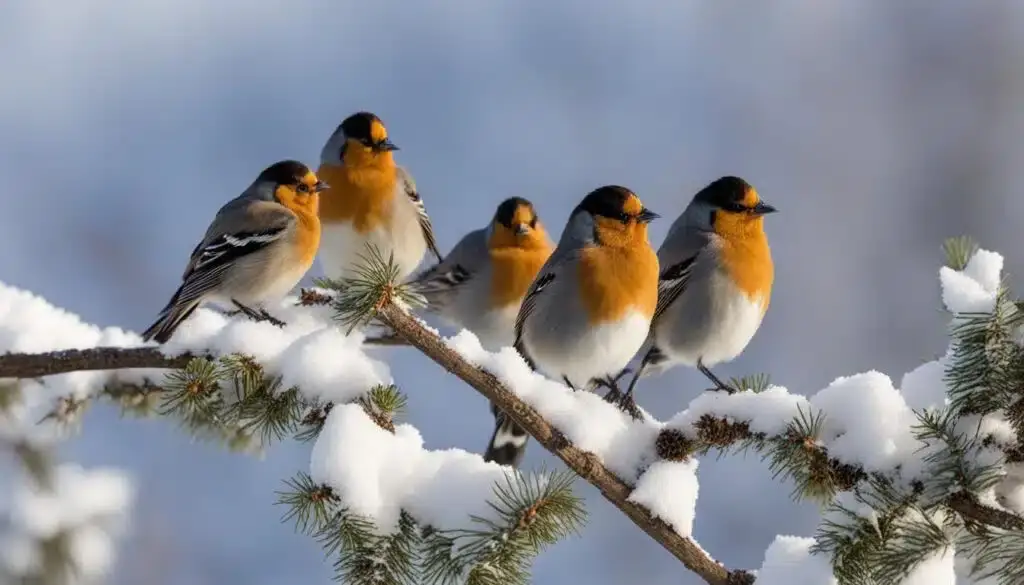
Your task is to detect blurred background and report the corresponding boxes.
[1,1,1023,583]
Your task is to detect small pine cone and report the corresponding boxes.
[656,428,694,462]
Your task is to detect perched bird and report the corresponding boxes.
[142,160,327,344]
[484,186,660,466]
[316,111,442,283]
[413,197,554,350]
[618,176,776,406]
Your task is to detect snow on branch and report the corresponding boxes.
[2,238,1024,585]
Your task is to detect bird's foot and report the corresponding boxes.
[704,383,738,394]
[615,393,644,421]
[230,300,287,328]
[257,309,287,328]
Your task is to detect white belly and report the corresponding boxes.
[319,221,426,283]
[453,304,519,352]
[528,311,650,387]
[659,290,765,368]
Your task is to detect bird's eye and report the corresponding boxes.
[618,212,631,224]
[297,183,309,193]
[529,217,538,228]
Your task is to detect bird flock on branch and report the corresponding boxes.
[140,110,778,468]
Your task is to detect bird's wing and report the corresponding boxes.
[176,202,294,304]
[412,228,487,302]
[397,166,443,263]
[653,227,713,322]
[511,244,577,370]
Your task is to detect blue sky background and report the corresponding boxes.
[2,2,1023,583]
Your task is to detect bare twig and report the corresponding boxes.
[0,347,200,379]
[375,303,750,585]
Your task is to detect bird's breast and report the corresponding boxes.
[577,244,659,324]
[291,208,321,269]
[717,234,773,313]
[488,247,551,310]
[317,164,398,232]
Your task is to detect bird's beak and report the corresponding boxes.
[751,201,777,216]
[376,138,400,152]
[514,223,531,236]
[637,207,660,224]
[313,180,330,193]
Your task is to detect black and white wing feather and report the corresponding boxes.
[412,228,486,311]
[512,269,557,372]
[398,166,443,263]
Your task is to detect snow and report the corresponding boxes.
[904,547,956,585]
[0,464,133,584]
[310,404,517,534]
[939,249,1003,314]
[626,459,699,537]
[0,246,1020,584]
[754,536,837,585]
[900,356,949,412]
[158,302,393,405]
[666,386,810,437]
[445,330,664,481]
[809,371,919,473]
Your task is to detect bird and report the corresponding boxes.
[617,175,776,409]
[485,185,660,466]
[411,197,554,467]
[412,196,554,350]
[315,111,442,284]
[141,160,327,344]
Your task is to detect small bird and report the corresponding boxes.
[142,160,327,344]
[413,197,553,350]
[618,176,776,407]
[316,111,442,283]
[485,186,660,466]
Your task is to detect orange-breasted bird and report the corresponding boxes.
[142,160,326,343]
[486,186,660,466]
[618,176,776,406]
[316,112,442,283]
[413,197,553,350]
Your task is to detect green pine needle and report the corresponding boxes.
[942,236,978,271]
[421,468,586,585]
[759,405,838,502]
[326,243,426,333]
[276,472,340,537]
[361,384,408,419]
[296,401,333,443]
[159,356,223,420]
[728,373,771,393]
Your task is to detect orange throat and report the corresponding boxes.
[294,205,322,268]
[719,231,774,314]
[489,245,553,309]
[317,163,397,232]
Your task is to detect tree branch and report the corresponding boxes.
[661,415,1024,534]
[375,303,753,585]
[947,491,1024,532]
[0,333,409,380]
[0,347,199,378]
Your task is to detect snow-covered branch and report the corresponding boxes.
[372,301,751,585]
[1,238,1023,585]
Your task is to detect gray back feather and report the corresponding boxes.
[320,124,345,165]
[658,199,716,266]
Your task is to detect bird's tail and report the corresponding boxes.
[483,401,529,468]
[141,292,200,344]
